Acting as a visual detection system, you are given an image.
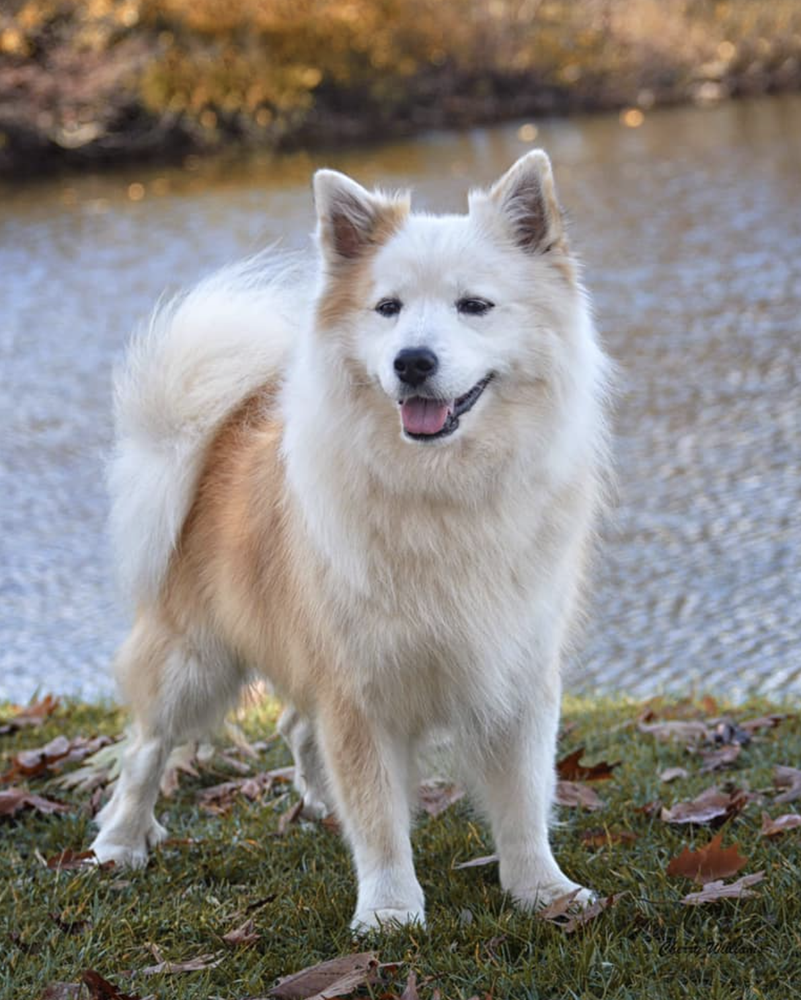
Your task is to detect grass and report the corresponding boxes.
[1,694,800,999]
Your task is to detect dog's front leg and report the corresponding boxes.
[316,701,424,931]
[472,683,594,910]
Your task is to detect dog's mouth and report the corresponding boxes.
[399,375,493,441]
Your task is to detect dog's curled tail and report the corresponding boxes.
[109,253,305,608]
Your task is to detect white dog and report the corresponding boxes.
[91,150,611,931]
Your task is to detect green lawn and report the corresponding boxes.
[1,694,799,999]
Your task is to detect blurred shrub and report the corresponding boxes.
[1,0,800,158]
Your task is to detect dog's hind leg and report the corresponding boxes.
[277,706,333,820]
[91,615,242,867]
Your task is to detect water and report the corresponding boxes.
[1,96,799,703]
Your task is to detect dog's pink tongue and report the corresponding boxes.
[401,397,451,435]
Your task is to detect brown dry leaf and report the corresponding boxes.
[741,714,790,734]
[3,735,114,784]
[556,747,620,782]
[699,744,741,773]
[277,797,305,834]
[774,765,801,804]
[400,970,420,1000]
[537,891,623,932]
[419,780,465,817]
[659,767,689,783]
[268,952,380,1000]
[82,969,142,1000]
[660,785,749,826]
[760,811,801,837]
[222,917,261,947]
[637,719,709,742]
[680,871,765,906]
[536,889,582,921]
[666,832,748,884]
[580,828,637,848]
[0,694,60,735]
[556,780,605,811]
[453,853,499,869]
[141,952,224,976]
[561,892,624,933]
[197,771,275,815]
[0,787,70,818]
[47,849,112,871]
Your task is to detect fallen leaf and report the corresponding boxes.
[556,780,605,811]
[58,739,125,793]
[659,767,689,783]
[680,871,765,906]
[537,891,623,932]
[666,832,748,884]
[536,889,581,921]
[0,694,60,735]
[197,771,276,815]
[0,787,70,818]
[223,917,261,947]
[419,781,465,817]
[141,952,224,975]
[774,765,801,804]
[637,720,709,742]
[699,745,741,773]
[760,811,801,837]
[561,892,624,933]
[82,969,141,1000]
[556,747,620,781]
[660,786,749,826]
[2,735,114,783]
[268,952,380,1000]
[740,714,790,734]
[277,797,305,834]
[47,849,111,871]
[580,828,637,848]
[453,853,499,869]
[400,970,420,1000]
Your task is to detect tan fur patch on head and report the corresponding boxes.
[316,200,409,331]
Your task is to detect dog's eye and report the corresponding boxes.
[457,297,494,316]
[375,298,402,318]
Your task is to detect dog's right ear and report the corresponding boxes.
[313,169,409,263]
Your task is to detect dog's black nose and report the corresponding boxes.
[393,347,439,387]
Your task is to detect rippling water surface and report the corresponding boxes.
[1,95,799,701]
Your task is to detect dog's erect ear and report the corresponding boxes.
[313,169,409,263]
[472,150,565,254]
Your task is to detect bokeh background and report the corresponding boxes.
[1,1,799,702]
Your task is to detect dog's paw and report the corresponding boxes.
[90,818,168,868]
[350,906,426,934]
[300,793,332,821]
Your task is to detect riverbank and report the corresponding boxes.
[1,0,800,177]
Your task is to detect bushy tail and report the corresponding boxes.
[109,254,306,607]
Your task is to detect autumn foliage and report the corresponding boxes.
[1,0,801,172]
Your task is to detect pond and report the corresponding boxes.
[1,94,799,702]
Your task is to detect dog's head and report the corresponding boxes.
[311,152,592,460]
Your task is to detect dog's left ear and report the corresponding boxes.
[472,150,565,254]
[313,169,410,263]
